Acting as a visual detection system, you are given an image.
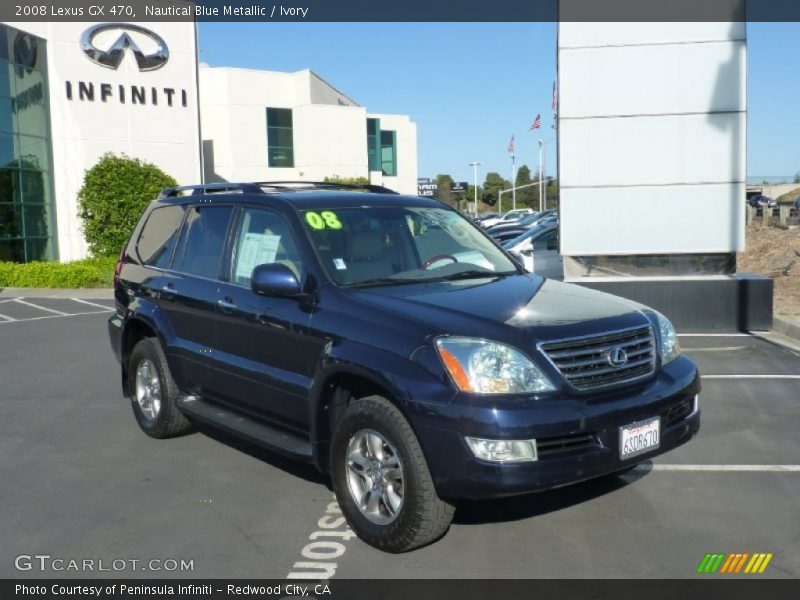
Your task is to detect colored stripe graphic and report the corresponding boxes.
[699,552,772,574]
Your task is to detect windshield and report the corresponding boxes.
[301,206,518,286]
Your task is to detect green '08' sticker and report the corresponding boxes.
[305,211,343,230]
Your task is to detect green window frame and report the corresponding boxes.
[380,129,397,177]
[266,107,294,168]
[366,118,380,172]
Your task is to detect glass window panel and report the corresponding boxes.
[0,238,24,262]
[268,147,294,168]
[0,202,22,238]
[17,135,48,171]
[25,236,54,261]
[380,130,397,177]
[0,97,13,133]
[174,205,233,279]
[0,59,11,97]
[267,107,292,128]
[20,169,48,204]
[23,203,50,237]
[136,205,185,268]
[0,132,15,168]
[0,29,8,64]
[0,167,20,203]
[268,127,293,148]
[16,102,47,139]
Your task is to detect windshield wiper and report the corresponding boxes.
[427,269,516,282]
[343,278,422,289]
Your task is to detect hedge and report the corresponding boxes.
[0,256,116,288]
[78,153,177,257]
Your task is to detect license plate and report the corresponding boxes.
[619,416,661,460]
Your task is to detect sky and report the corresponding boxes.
[197,22,798,185]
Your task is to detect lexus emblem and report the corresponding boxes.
[606,346,629,368]
[80,23,169,71]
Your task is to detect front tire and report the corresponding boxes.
[330,395,454,552]
[128,338,192,439]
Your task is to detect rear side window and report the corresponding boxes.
[173,205,234,279]
[136,205,185,268]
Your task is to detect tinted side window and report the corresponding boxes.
[533,230,558,251]
[173,205,233,279]
[136,205,185,268]
[231,207,303,286]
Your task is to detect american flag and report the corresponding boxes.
[529,114,541,130]
[551,80,558,111]
[507,134,515,153]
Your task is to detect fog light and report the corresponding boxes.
[465,437,538,462]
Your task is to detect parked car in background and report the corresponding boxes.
[747,195,777,209]
[480,208,534,229]
[473,212,499,226]
[487,210,558,242]
[503,222,563,279]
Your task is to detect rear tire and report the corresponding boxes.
[330,395,454,552]
[128,338,192,439]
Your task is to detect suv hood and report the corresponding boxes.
[348,274,653,344]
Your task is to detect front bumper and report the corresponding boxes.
[413,355,701,500]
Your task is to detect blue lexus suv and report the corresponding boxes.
[108,182,700,552]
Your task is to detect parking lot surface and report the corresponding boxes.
[1,301,798,578]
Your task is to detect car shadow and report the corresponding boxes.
[194,423,333,489]
[452,463,652,525]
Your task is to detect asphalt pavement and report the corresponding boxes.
[1,301,798,578]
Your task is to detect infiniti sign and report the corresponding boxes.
[80,23,169,71]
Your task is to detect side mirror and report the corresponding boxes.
[508,250,525,266]
[251,263,302,298]
[521,247,533,257]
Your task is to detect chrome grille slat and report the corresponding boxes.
[545,335,652,359]
[539,325,657,392]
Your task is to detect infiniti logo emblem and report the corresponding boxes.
[606,346,629,368]
[80,23,169,71]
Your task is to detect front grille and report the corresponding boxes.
[665,399,694,428]
[539,325,656,392]
[536,433,597,457]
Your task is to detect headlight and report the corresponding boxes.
[435,337,555,394]
[654,312,681,364]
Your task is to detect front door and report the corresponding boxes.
[213,206,320,432]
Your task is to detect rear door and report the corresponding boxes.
[160,203,235,393]
[212,205,320,431]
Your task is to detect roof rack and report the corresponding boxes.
[253,181,399,194]
[158,180,399,199]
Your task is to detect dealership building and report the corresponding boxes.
[0,20,417,263]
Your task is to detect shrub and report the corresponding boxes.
[0,256,116,288]
[323,175,370,185]
[78,153,177,257]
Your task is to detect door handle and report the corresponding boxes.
[217,297,237,312]
[161,282,176,300]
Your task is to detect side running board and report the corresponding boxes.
[177,396,313,462]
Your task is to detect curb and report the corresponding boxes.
[773,315,800,344]
[0,287,114,299]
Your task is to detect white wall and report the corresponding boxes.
[199,67,419,195]
[9,19,202,261]
[558,22,746,263]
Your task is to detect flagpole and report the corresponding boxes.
[538,139,544,212]
[510,154,516,210]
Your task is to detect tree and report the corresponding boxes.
[78,153,177,257]
[794,171,800,184]
[435,173,455,206]
[323,175,370,185]
[482,172,510,209]
[514,164,537,209]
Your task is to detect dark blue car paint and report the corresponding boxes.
[109,191,700,500]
